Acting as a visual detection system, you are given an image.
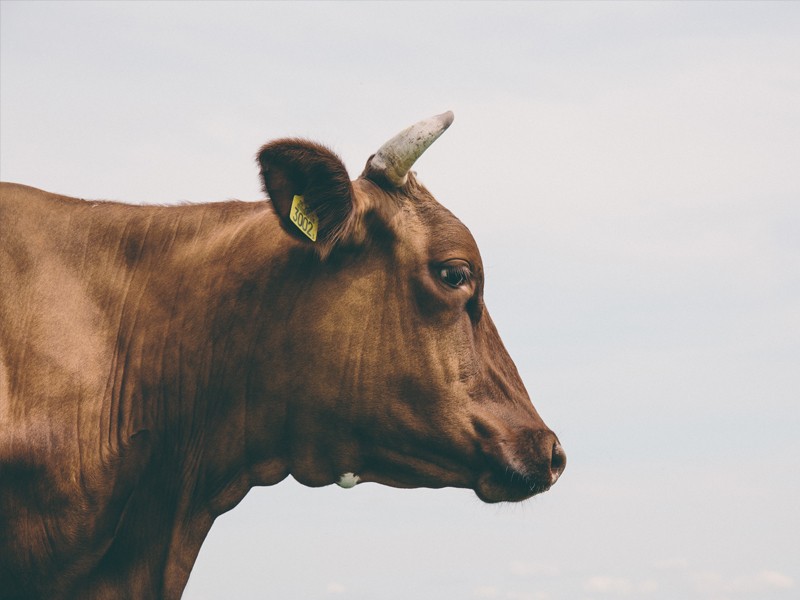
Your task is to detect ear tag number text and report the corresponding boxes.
[290,195,318,242]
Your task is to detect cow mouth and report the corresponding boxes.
[475,466,554,503]
[355,459,554,503]
[337,429,565,503]
[343,443,564,504]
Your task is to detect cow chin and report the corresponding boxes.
[474,468,553,504]
[355,461,555,503]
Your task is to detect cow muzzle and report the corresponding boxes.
[475,428,566,503]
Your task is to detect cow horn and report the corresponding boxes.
[366,111,454,187]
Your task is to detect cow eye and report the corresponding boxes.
[438,262,472,288]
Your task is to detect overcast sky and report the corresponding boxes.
[2,2,799,599]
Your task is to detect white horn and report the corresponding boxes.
[366,111,454,187]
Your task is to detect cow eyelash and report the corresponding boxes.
[438,262,473,289]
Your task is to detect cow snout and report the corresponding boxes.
[550,439,567,485]
[475,426,566,503]
[524,429,566,487]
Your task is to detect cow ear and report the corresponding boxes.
[257,139,356,254]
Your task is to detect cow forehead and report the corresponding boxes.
[415,195,481,265]
[353,177,482,267]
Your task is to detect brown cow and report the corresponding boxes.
[0,112,565,599]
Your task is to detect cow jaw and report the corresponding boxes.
[339,421,566,503]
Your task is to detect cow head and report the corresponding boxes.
[255,112,565,503]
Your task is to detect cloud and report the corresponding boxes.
[509,560,561,577]
[584,577,633,595]
[506,592,551,600]
[474,584,551,600]
[638,580,659,594]
[694,569,795,595]
[752,570,795,590]
[584,576,658,596]
[326,582,346,595]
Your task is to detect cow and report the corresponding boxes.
[0,112,565,599]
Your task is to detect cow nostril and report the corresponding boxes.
[550,442,566,484]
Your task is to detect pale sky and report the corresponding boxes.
[1,2,799,599]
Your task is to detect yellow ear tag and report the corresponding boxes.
[289,195,318,242]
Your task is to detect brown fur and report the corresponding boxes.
[0,133,564,599]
